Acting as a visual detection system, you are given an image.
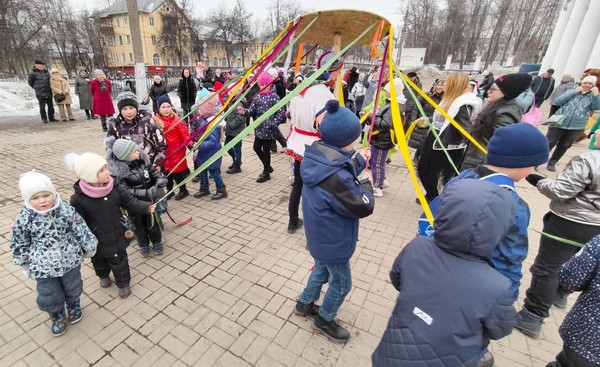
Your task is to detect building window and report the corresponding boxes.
[126,35,131,44]
[237,58,242,67]
[183,55,189,65]
[151,35,157,45]
[213,57,218,66]
[129,53,133,62]
[116,18,120,27]
[124,17,128,26]
[121,53,125,62]
[167,58,171,66]
[107,36,115,46]
[205,56,210,65]
[118,36,123,45]
[153,53,160,65]
[149,17,155,26]
[221,57,227,67]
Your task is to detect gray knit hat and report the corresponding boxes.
[112,139,138,161]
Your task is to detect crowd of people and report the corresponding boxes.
[14,57,600,367]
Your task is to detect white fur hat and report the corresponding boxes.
[19,171,57,203]
[65,152,107,184]
[384,77,405,94]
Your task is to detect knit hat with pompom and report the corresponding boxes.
[319,99,361,148]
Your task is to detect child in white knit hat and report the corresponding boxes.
[65,152,156,299]
[9,171,98,337]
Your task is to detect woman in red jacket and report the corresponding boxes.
[154,94,191,200]
[89,70,115,132]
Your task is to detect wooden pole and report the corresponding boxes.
[126,0,147,101]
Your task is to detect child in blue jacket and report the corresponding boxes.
[191,92,227,200]
[293,100,374,343]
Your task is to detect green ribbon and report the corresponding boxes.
[530,228,584,248]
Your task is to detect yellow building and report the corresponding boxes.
[95,0,199,71]
[96,0,274,71]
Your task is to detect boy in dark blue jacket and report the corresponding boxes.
[293,100,375,343]
[373,179,517,367]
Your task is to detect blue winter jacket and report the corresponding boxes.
[373,179,517,367]
[558,234,600,364]
[191,118,222,171]
[451,167,530,298]
[301,141,375,264]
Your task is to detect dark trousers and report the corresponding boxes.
[546,127,584,165]
[167,168,190,193]
[253,137,273,173]
[37,97,55,121]
[270,126,287,151]
[91,251,131,288]
[524,212,600,318]
[36,266,83,314]
[288,160,302,225]
[130,214,163,248]
[547,345,599,367]
[548,104,561,118]
[224,135,242,167]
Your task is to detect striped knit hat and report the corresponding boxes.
[112,139,137,161]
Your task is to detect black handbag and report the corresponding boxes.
[54,94,66,103]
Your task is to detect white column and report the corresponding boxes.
[551,0,589,79]
[540,1,575,73]
[586,35,600,69]
[563,0,600,77]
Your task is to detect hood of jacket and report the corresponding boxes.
[301,142,356,188]
[434,179,515,261]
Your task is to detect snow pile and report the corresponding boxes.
[410,66,446,79]
[488,67,519,76]
[0,82,39,116]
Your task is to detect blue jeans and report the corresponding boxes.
[299,260,352,321]
[200,168,224,188]
[224,135,242,167]
[36,265,83,314]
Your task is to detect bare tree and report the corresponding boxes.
[265,0,305,38]
[207,4,236,67]
[0,0,48,75]
[157,0,199,66]
[230,0,255,68]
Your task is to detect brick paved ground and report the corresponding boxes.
[0,109,589,367]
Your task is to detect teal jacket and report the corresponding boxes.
[554,90,600,130]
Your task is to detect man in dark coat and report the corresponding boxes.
[346,66,359,92]
[372,179,517,367]
[531,68,556,107]
[27,60,57,123]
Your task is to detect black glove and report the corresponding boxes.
[525,174,545,187]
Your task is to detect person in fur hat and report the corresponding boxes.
[106,139,167,258]
[66,152,156,299]
[9,171,97,336]
[106,97,166,170]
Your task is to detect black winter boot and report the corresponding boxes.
[226,164,241,174]
[211,186,228,200]
[193,185,211,198]
[313,314,350,343]
[293,300,319,318]
[514,308,544,338]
